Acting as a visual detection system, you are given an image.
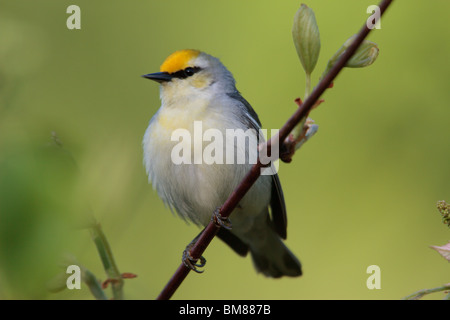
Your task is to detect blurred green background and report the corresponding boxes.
[1,0,449,300]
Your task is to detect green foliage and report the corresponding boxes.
[0,0,449,300]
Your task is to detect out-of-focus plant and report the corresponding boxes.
[403,201,450,300]
[43,134,136,300]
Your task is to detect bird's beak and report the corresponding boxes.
[142,72,173,83]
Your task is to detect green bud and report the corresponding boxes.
[292,4,321,75]
[321,35,379,79]
[344,35,379,68]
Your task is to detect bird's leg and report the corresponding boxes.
[182,208,231,273]
[182,230,207,273]
[211,207,232,230]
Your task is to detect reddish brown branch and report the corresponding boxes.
[156,0,394,300]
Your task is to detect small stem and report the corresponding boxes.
[305,72,311,99]
[444,291,450,300]
[402,284,450,300]
[83,269,108,300]
[90,223,124,300]
[292,71,312,140]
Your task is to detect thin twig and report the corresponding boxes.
[402,284,450,300]
[83,268,109,300]
[90,222,124,300]
[156,0,394,300]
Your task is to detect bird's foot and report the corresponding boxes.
[211,207,232,230]
[182,238,207,273]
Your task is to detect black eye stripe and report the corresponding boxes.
[171,67,201,79]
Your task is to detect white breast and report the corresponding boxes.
[143,97,271,226]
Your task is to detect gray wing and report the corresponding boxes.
[270,173,288,239]
[228,92,289,240]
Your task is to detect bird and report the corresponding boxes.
[142,49,301,278]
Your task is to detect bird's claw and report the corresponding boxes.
[182,249,206,273]
[211,207,232,230]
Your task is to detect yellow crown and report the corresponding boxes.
[160,49,200,74]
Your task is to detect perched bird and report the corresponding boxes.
[142,49,301,277]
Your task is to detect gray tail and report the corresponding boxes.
[249,232,302,278]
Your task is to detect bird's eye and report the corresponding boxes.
[171,66,200,79]
[184,67,195,77]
